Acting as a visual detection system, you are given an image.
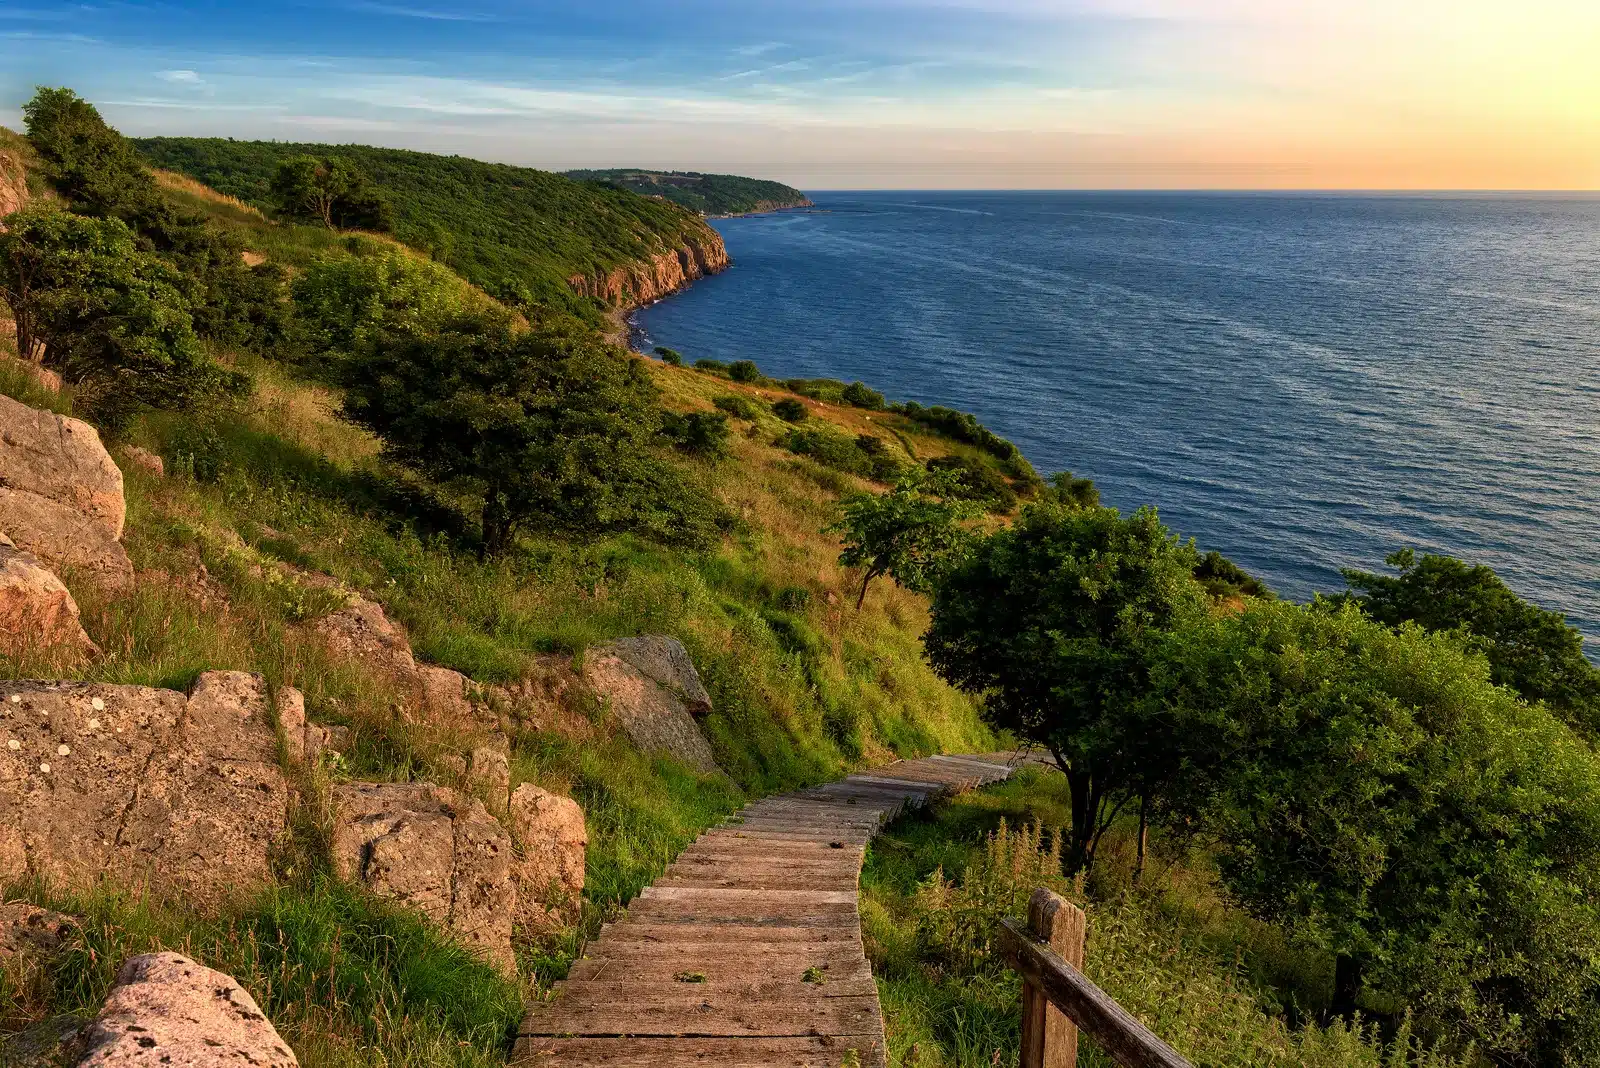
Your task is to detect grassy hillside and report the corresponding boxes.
[133,137,722,315]
[563,169,812,215]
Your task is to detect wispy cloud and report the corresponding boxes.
[156,69,203,84]
[346,2,500,22]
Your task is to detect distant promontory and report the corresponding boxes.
[563,169,813,216]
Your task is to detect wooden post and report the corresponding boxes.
[1020,888,1087,1068]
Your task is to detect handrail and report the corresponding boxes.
[998,891,1193,1068]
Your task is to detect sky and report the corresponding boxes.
[2,1,1597,190]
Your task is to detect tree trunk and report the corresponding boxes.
[1134,796,1148,885]
[855,566,882,611]
[481,493,513,558]
[1331,953,1363,1021]
[1064,763,1095,874]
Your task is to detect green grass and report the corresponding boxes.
[861,770,1476,1068]
[1,877,523,1068]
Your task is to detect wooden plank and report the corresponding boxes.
[566,953,872,983]
[539,976,881,1004]
[595,922,862,946]
[513,1035,886,1068]
[641,886,857,905]
[999,918,1192,1068]
[525,993,882,1038]
[657,869,858,891]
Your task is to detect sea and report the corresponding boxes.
[633,192,1600,646]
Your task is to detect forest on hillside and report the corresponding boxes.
[133,137,718,317]
[563,168,812,215]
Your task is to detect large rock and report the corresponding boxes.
[0,672,290,905]
[0,393,132,588]
[332,782,515,972]
[314,597,475,723]
[0,902,73,961]
[0,533,95,657]
[73,952,297,1067]
[508,783,586,925]
[583,636,720,774]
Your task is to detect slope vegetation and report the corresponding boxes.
[563,169,813,215]
[133,138,726,315]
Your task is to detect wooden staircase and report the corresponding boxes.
[515,754,1017,1067]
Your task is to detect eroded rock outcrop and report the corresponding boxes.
[566,233,730,307]
[0,533,94,657]
[508,783,586,925]
[314,596,475,723]
[0,393,132,588]
[73,952,297,1068]
[0,672,291,905]
[332,782,515,972]
[0,902,73,961]
[584,635,720,774]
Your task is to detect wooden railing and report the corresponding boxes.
[998,889,1193,1068]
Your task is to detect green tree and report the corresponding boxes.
[292,251,481,362]
[0,206,242,422]
[841,380,886,410]
[1341,548,1600,734]
[23,87,156,217]
[924,504,1204,870]
[1042,470,1100,509]
[1148,599,1600,1061]
[828,469,976,611]
[727,359,760,383]
[270,155,392,231]
[772,397,807,423]
[342,312,721,555]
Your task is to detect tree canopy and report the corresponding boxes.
[1341,548,1600,735]
[341,312,726,555]
[924,503,1204,869]
[0,206,243,423]
[270,155,393,231]
[1148,598,1600,1063]
[829,469,977,610]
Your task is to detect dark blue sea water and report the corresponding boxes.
[635,192,1600,645]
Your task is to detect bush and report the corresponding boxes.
[772,398,808,423]
[927,454,1018,512]
[712,394,759,420]
[654,346,683,366]
[661,410,731,457]
[727,359,760,383]
[842,380,886,410]
[292,250,483,363]
[693,358,728,375]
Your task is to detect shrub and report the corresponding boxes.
[342,310,726,554]
[927,454,1018,512]
[292,250,482,363]
[693,358,728,375]
[712,394,759,420]
[661,410,731,457]
[772,398,808,423]
[842,380,886,410]
[727,359,760,383]
[654,346,683,366]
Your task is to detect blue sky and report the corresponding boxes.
[3,1,1597,188]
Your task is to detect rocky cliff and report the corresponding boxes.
[565,231,730,308]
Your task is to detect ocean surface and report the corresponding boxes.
[634,192,1600,645]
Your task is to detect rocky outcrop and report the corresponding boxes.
[0,393,132,588]
[332,776,587,965]
[331,782,515,972]
[119,445,164,478]
[0,672,292,905]
[0,533,95,657]
[508,783,586,925]
[313,596,475,724]
[72,952,297,1068]
[566,232,729,308]
[0,142,28,224]
[0,902,73,961]
[583,636,721,774]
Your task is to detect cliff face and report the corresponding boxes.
[566,230,730,308]
[0,144,31,225]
